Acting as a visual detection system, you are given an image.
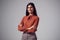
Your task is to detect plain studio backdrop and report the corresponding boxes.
[0,0,60,40]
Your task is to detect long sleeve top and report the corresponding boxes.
[18,15,39,33]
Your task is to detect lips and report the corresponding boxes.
[29,10,31,11]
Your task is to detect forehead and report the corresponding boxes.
[28,5,33,7]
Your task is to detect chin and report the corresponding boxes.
[28,11,33,13]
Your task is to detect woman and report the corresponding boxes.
[18,2,39,40]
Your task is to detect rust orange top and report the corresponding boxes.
[18,15,39,33]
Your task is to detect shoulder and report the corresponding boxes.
[33,16,39,20]
[22,16,26,18]
[21,16,26,20]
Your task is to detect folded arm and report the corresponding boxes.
[18,17,26,31]
[27,17,39,33]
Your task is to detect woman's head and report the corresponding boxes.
[26,2,37,16]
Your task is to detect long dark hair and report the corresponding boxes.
[26,2,37,16]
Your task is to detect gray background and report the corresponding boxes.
[0,0,60,40]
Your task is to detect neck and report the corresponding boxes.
[29,13,34,16]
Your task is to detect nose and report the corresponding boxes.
[29,7,31,10]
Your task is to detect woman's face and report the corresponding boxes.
[27,5,34,14]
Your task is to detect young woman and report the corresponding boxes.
[18,2,39,40]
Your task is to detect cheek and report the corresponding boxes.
[31,8,34,11]
[30,8,34,12]
[27,8,29,11]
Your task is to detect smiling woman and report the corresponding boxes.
[18,2,39,40]
[27,5,34,14]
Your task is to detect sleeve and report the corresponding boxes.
[27,17,39,33]
[18,16,25,31]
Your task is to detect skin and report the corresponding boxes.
[27,5,34,16]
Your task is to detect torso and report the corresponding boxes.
[23,15,39,28]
